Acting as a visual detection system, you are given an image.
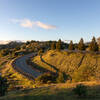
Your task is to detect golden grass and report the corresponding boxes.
[33,50,100,81]
[1,81,100,100]
[0,56,35,90]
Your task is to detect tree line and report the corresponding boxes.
[51,37,99,52]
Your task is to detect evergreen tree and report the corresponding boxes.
[51,42,56,50]
[78,38,85,50]
[56,39,62,51]
[89,37,98,52]
[68,40,74,50]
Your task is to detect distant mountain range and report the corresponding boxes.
[0,40,27,45]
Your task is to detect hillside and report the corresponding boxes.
[0,55,35,90]
[33,50,100,82]
[1,81,100,100]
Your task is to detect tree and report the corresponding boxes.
[0,76,8,96]
[78,38,85,50]
[89,37,98,52]
[68,41,74,50]
[51,42,56,50]
[56,39,62,51]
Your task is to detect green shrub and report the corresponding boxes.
[56,72,65,83]
[0,49,10,57]
[36,73,56,84]
[0,76,9,96]
[73,84,87,97]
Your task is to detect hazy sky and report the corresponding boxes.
[0,0,100,42]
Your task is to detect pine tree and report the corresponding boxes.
[89,37,98,52]
[78,38,85,50]
[56,39,62,51]
[68,40,74,50]
[51,42,56,50]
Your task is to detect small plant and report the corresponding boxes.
[73,84,87,97]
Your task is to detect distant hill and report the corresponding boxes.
[0,40,26,44]
[0,40,12,44]
[0,40,25,49]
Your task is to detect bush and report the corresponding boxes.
[0,76,9,96]
[38,49,43,55]
[56,72,65,83]
[73,84,87,97]
[0,49,10,57]
[36,73,56,84]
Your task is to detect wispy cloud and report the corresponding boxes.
[36,21,56,29]
[11,18,57,30]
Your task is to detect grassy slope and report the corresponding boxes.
[0,56,35,90]
[1,82,100,100]
[33,50,100,81]
[1,51,100,100]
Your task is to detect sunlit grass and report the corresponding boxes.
[1,81,100,100]
[33,50,100,81]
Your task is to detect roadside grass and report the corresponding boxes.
[0,55,35,90]
[1,81,100,100]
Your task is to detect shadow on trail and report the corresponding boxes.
[40,55,59,73]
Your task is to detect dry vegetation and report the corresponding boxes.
[1,50,100,100]
[33,50,100,82]
[0,56,35,90]
[1,81,100,100]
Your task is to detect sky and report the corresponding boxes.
[0,0,100,42]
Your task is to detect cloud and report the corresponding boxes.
[20,19,34,28]
[11,18,57,30]
[36,21,56,29]
[11,19,34,28]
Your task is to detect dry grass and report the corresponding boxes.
[1,81,100,100]
[0,56,35,90]
[33,50,100,81]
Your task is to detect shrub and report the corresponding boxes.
[0,49,10,57]
[36,73,56,84]
[73,84,87,97]
[0,76,9,96]
[56,72,65,83]
[38,49,43,55]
